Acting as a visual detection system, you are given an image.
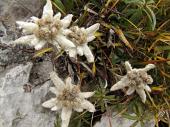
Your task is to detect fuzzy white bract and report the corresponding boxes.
[65,23,100,63]
[110,61,155,103]
[42,71,95,127]
[13,0,75,51]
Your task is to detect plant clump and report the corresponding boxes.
[110,61,155,103]
[42,72,95,127]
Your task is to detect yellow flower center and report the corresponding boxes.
[34,19,62,41]
[127,70,152,87]
[57,86,81,107]
[67,26,87,45]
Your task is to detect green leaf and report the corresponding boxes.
[129,8,143,24]
[130,120,139,127]
[54,114,61,127]
[123,0,145,5]
[142,6,156,31]
[155,46,170,52]
[134,102,144,116]
[125,9,139,17]
[146,0,155,4]
[53,0,66,14]
[146,5,156,30]
[122,113,138,120]
[69,117,82,127]
[167,52,170,65]
[63,0,74,11]
[33,47,53,58]
[89,0,102,8]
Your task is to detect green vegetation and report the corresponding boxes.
[38,0,170,126]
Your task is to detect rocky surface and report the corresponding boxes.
[0,0,43,43]
[0,1,57,127]
[0,47,33,67]
[0,0,43,66]
[0,62,56,127]
[30,59,53,86]
[94,112,155,127]
[0,0,157,127]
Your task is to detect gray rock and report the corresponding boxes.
[30,60,53,86]
[0,0,43,67]
[0,62,56,127]
[0,62,33,92]
[0,47,33,66]
[0,0,43,43]
[94,112,155,127]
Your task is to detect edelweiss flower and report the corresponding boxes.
[13,0,75,51]
[110,61,155,103]
[42,71,95,127]
[65,23,100,63]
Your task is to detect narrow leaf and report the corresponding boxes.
[52,0,66,15]
[33,47,53,58]
[113,27,133,50]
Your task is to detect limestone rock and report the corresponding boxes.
[94,112,155,127]
[30,60,53,86]
[0,62,56,127]
[0,0,43,43]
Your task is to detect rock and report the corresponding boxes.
[0,62,56,127]
[0,0,43,44]
[0,46,33,66]
[0,62,33,91]
[30,60,53,86]
[0,0,43,67]
[94,111,155,127]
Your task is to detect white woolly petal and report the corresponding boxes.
[30,16,39,23]
[125,61,133,72]
[16,21,38,34]
[61,14,73,28]
[65,77,73,89]
[68,48,77,59]
[136,89,146,103]
[126,87,135,95]
[145,85,151,92]
[52,41,61,51]
[81,100,95,112]
[82,44,94,63]
[61,120,70,127]
[138,83,145,89]
[13,35,34,45]
[50,71,65,89]
[62,29,72,36]
[51,105,61,111]
[142,64,155,72]
[80,27,86,33]
[54,12,61,20]
[85,23,100,35]
[61,107,72,122]
[110,76,129,91]
[49,87,57,94]
[79,92,95,98]
[34,40,46,50]
[73,107,83,112]
[77,46,83,56]
[147,75,153,84]
[42,98,56,108]
[86,35,96,43]
[30,37,39,46]
[56,35,75,49]
[42,0,53,20]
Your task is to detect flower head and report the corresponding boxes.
[65,23,100,63]
[13,0,75,50]
[42,71,95,127]
[110,61,155,103]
